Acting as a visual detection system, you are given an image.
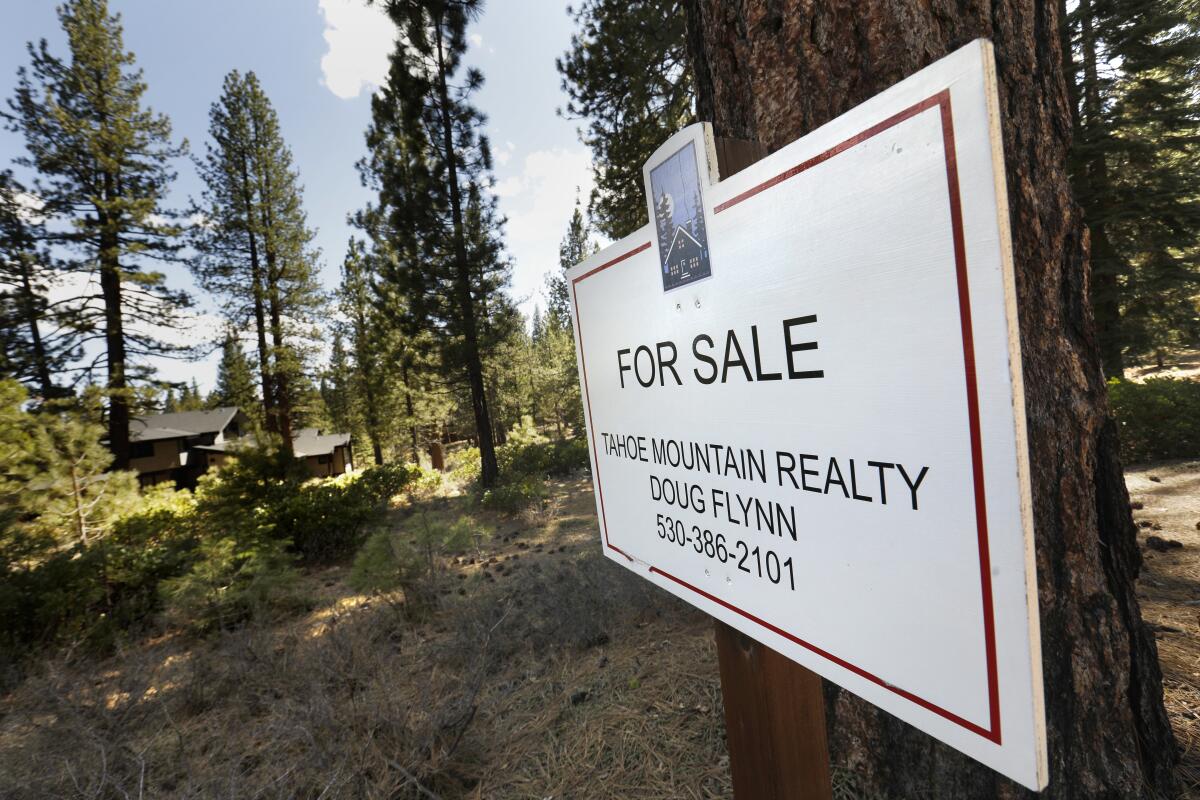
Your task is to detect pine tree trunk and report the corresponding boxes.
[17,256,54,399]
[98,208,129,470]
[434,21,499,489]
[403,360,419,462]
[267,289,293,454]
[1076,0,1126,378]
[685,2,1178,796]
[248,113,293,455]
[240,153,277,434]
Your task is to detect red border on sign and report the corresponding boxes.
[571,90,1002,745]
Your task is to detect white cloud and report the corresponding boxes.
[493,147,598,315]
[494,140,515,167]
[491,175,524,197]
[318,0,394,99]
[469,33,483,49]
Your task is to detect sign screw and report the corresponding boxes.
[695,298,702,308]
[675,302,681,311]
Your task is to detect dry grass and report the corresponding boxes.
[3,466,1198,798]
[0,476,731,799]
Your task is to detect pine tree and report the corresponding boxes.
[338,238,392,465]
[172,378,204,412]
[545,191,593,327]
[0,379,50,571]
[192,70,322,452]
[542,198,592,435]
[323,329,357,438]
[1062,0,1200,373]
[364,0,513,487]
[210,332,259,413]
[557,0,694,238]
[0,171,83,399]
[25,396,139,547]
[288,367,331,433]
[6,0,191,468]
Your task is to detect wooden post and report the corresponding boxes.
[715,622,833,799]
[711,136,833,800]
[428,440,445,472]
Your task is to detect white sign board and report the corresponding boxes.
[567,40,1046,789]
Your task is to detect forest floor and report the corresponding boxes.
[1127,461,1200,798]
[0,467,1196,798]
[1126,347,1200,383]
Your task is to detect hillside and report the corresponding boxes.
[1,466,1196,798]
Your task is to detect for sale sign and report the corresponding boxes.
[568,40,1047,789]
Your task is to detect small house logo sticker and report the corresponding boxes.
[649,139,712,291]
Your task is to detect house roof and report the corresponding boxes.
[292,429,351,458]
[130,407,240,441]
[132,426,196,442]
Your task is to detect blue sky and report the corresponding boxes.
[0,0,595,391]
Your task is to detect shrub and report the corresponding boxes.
[0,486,201,663]
[281,463,423,564]
[450,430,588,497]
[349,528,405,593]
[506,414,547,447]
[480,477,547,514]
[159,534,302,632]
[350,514,483,615]
[448,445,482,486]
[98,486,200,630]
[162,458,426,628]
[1108,377,1200,463]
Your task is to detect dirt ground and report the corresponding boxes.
[1127,461,1200,797]
[0,467,1197,798]
[1125,347,1200,383]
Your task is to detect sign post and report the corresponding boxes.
[568,40,1047,792]
[710,136,833,800]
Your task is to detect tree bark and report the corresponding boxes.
[403,359,419,462]
[685,2,1177,797]
[434,18,500,489]
[248,110,293,456]
[16,255,54,399]
[98,198,129,470]
[239,152,278,435]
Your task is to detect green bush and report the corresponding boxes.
[449,433,589,515]
[282,463,424,564]
[1108,377,1200,463]
[480,477,548,513]
[162,458,426,628]
[99,486,200,630]
[448,446,482,486]
[160,534,302,632]
[0,486,200,662]
[349,514,483,614]
[506,414,547,447]
[1,442,429,658]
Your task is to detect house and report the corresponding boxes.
[129,407,252,488]
[127,408,354,488]
[292,428,354,478]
